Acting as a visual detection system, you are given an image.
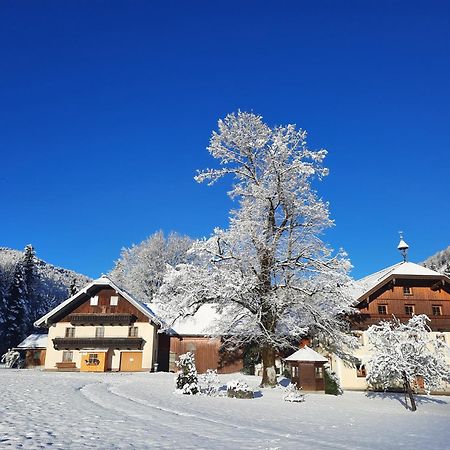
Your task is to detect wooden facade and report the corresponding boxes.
[160,336,243,374]
[352,278,450,331]
[23,349,46,367]
[288,361,325,391]
[59,288,149,323]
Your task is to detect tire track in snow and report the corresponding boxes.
[80,380,357,450]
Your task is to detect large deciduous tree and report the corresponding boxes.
[158,111,357,387]
[366,315,450,411]
[110,231,193,302]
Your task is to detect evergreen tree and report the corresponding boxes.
[69,278,78,296]
[1,262,27,353]
[22,244,38,333]
[175,352,199,395]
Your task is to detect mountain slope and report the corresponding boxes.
[0,246,90,353]
[423,245,450,274]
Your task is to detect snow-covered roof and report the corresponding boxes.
[284,346,328,363]
[16,334,48,349]
[34,275,160,327]
[147,303,220,336]
[352,261,448,303]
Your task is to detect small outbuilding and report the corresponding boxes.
[14,334,48,368]
[284,346,328,391]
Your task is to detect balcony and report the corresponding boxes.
[351,314,450,331]
[53,337,145,350]
[68,313,136,326]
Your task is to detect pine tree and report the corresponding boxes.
[175,352,199,395]
[1,262,27,353]
[22,244,38,333]
[69,278,78,296]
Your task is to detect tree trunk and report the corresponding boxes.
[402,371,417,412]
[260,345,277,387]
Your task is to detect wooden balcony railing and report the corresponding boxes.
[53,337,145,350]
[68,313,136,326]
[351,314,450,331]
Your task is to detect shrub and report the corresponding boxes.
[175,352,199,395]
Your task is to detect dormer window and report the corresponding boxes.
[110,295,119,306]
[90,296,99,306]
[403,286,412,296]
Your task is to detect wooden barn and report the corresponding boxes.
[285,346,328,391]
[156,304,244,374]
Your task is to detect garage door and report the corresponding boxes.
[120,352,143,372]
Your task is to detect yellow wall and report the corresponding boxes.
[44,321,158,371]
[332,331,450,392]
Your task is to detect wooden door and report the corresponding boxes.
[120,351,143,371]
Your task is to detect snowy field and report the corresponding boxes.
[1,369,450,449]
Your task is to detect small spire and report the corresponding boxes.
[397,231,409,262]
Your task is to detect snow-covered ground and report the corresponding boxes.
[1,369,450,449]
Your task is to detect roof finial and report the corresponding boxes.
[397,231,409,262]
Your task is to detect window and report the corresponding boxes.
[403,286,412,296]
[62,351,73,362]
[378,304,388,315]
[95,326,105,338]
[110,295,119,306]
[90,295,99,306]
[33,351,41,361]
[128,326,138,337]
[87,353,99,365]
[65,327,75,338]
[404,304,415,316]
[356,364,366,378]
[432,305,442,316]
[315,366,324,379]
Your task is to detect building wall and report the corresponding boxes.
[44,321,157,371]
[167,336,243,374]
[354,281,450,331]
[333,331,450,391]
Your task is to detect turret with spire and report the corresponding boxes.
[397,232,409,262]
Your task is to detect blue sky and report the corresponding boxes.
[1,1,449,279]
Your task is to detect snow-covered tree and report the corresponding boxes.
[158,111,357,387]
[366,315,450,411]
[175,352,199,395]
[1,261,28,352]
[110,231,193,302]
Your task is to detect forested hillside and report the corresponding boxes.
[0,246,90,354]
[423,245,450,275]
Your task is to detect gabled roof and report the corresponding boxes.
[352,261,450,304]
[34,275,160,327]
[285,346,328,362]
[146,303,220,336]
[15,333,48,349]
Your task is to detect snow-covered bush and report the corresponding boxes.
[175,352,199,395]
[1,349,21,368]
[283,383,305,403]
[324,364,343,395]
[227,379,253,399]
[200,369,220,396]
